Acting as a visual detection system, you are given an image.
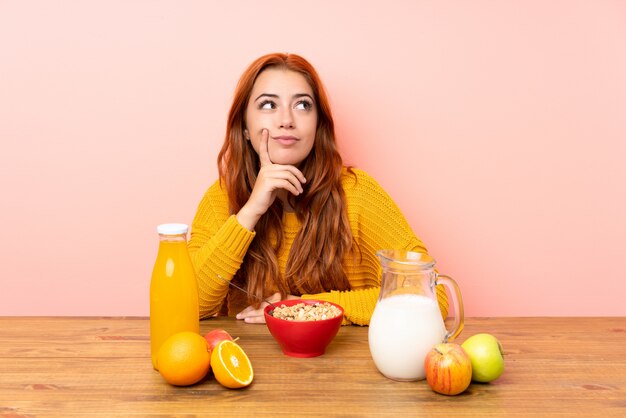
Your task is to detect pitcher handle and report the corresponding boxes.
[435,274,464,342]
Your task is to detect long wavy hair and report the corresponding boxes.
[217,53,355,306]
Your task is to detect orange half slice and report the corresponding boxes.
[211,340,254,389]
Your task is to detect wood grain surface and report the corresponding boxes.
[0,317,624,417]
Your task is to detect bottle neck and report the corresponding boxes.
[158,233,187,243]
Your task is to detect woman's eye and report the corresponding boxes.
[295,100,313,111]
[259,100,276,110]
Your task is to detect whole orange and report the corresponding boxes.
[157,331,211,386]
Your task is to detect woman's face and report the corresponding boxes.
[244,68,318,166]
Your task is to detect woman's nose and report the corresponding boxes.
[278,108,294,129]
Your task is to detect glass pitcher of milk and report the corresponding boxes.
[368,250,464,381]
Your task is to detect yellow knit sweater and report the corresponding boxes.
[189,168,448,325]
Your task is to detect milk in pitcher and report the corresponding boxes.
[368,293,446,381]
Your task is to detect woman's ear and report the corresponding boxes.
[243,128,250,140]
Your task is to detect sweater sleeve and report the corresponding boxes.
[188,181,256,319]
[303,284,449,326]
[301,287,380,326]
[302,169,449,325]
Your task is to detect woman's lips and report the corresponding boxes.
[273,135,299,145]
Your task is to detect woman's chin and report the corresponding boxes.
[269,154,306,167]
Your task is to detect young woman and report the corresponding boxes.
[189,53,448,325]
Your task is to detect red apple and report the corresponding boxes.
[424,342,472,396]
[204,329,234,350]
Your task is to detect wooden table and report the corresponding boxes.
[0,317,624,417]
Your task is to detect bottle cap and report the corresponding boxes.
[157,223,189,235]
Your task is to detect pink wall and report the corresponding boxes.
[1,1,625,316]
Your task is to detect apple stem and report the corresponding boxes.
[233,336,240,343]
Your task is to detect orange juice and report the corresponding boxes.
[150,223,199,369]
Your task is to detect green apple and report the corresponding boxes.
[461,333,504,383]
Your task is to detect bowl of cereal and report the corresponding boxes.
[264,299,344,358]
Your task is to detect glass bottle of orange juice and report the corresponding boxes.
[150,223,199,369]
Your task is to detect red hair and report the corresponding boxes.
[217,53,355,306]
